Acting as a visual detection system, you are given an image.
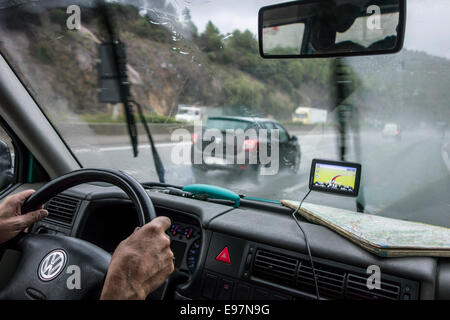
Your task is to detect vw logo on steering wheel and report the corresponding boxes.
[38,249,67,281]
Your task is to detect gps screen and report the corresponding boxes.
[309,159,361,196]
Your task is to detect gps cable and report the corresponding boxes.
[291,189,321,300]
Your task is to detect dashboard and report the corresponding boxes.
[27,182,450,300]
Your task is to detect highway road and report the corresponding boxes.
[73,127,450,228]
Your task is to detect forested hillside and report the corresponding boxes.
[1,1,449,125]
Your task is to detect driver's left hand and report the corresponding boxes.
[0,189,48,244]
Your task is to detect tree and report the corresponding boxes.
[165,2,177,15]
[229,30,258,54]
[198,21,222,55]
[222,75,264,112]
[182,8,198,37]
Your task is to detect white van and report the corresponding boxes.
[175,106,202,122]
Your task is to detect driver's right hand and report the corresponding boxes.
[100,216,174,300]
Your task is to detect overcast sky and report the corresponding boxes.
[168,0,450,59]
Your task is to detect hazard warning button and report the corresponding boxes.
[205,234,245,277]
[216,246,231,264]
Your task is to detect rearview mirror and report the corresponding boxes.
[258,0,406,58]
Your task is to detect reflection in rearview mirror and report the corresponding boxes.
[259,0,406,58]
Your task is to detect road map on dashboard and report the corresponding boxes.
[282,200,450,257]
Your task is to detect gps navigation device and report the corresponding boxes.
[309,159,361,197]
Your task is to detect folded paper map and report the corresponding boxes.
[282,200,450,257]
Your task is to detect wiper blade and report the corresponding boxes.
[130,100,166,183]
[97,1,138,156]
[97,1,165,180]
[125,101,139,157]
[143,182,182,189]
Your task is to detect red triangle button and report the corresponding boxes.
[215,246,231,264]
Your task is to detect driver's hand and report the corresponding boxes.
[0,189,48,244]
[100,216,174,300]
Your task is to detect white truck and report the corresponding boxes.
[292,107,328,125]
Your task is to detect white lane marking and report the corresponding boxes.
[99,145,134,152]
[73,148,91,153]
[293,133,336,139]
[441,142,450,174]
[73,141,191,153]
[73,133,333,154]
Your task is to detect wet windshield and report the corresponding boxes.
[0,0,449,228]
[206,119,252,131]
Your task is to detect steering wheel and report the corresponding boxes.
[0,168,156,300]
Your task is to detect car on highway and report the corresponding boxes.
[0,0,449,305]
[191,116,301,178]
[292,107,328,125]
[382,123,401,139]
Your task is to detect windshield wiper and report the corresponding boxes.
[97,1,138,157]
[97,1,165,182]
[97,3,137,156]
[130,100,166,183]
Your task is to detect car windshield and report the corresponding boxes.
[0,0,449,228]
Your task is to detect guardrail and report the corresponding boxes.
[56,122,339,145]
[58,122,333,135]
[58,123,194,136]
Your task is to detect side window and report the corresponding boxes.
[261,122,275,139]
[274,123,289,143]
[264,122,275,130]
[0,126,15,193]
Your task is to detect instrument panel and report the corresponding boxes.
[168,222,201,274]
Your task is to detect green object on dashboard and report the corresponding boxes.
[243,196,281,204]
[182,184,241,208]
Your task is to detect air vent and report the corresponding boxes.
[252,249,344,299]
[297,260,345,299]
[253,250,298,285]
[346,274,400,300]
[45,195,80,226]
[251,249,406,300]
